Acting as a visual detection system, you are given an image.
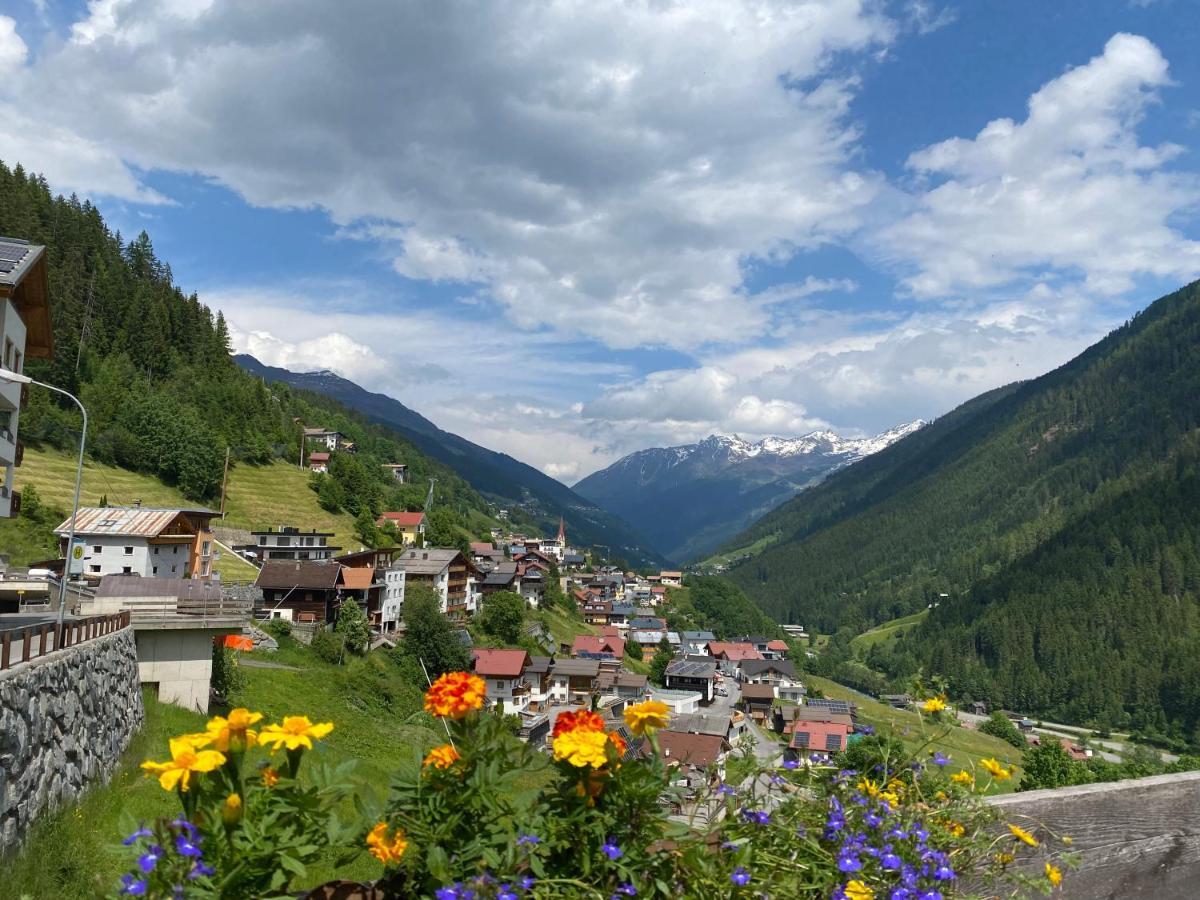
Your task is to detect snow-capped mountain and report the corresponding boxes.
[573,421,925,562]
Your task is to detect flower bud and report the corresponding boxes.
[221,792,243,827]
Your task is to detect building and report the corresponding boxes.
[517,565,546,608]
[0,237,53,518]
[255,560,343,623]
[250,526,340,562]
[563,552,586,569]
[523,656,554,709]
[597,669,648,701]
[85,575,246,711]
[304,428,343,451]
[381,463,408,483]
[707,641,764,676]
[647,731,729,783]
[740,659,800,686]
[389,548,479,617]
[784,710,854,759]
[681,631,716,656]
[55,506,218,580]
[663,657,718,704]
[547,658,600,703]
[572,634,625,661]
[740,683,777,723]
[307,451,330,474]
[659,571,683,587]
[375,511,426,545]
[472,648,532,714]
[481,562,520,596]
[336,547,407,631]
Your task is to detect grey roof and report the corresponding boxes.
[391,548,464,576]
[670,712,731,736]
[0,237,39,282]
[628,617,664,629]
[256,560,341,590]
[610,603,636,615]
[804,698,855,716]
[665,658,718,678]
[96,575,221,601]
[682,630,716,641]
[630,630,665,644]
[484,571,518,586]
[741,659,798,678]
[551,658,601,677]
[524,656,553,675]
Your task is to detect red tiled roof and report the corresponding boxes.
[472,648,530,678]
[766,640,789,652]
[308,452,330,463]
[708,641,764,661]
[572,634,625,658]
[340,567,374,590]
[788,720,852,753]
[376,511,426,527]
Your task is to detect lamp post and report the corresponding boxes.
[0,368,87,624]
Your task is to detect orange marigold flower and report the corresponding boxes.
[259,715,334,752]
[261,766,280,788]
[552,708,606,738]
[366,822,408,866]
[424,672,487,719]
[607,730,627,757]
[981,757,1013,781]
[1008,823,1039,847]
[951,770,974,785]
[921,696,947,714]
[423,743,461,770]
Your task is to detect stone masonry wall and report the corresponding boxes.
[0,626,144,855]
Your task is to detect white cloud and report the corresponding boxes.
[7,0,895,349]
[0,16,27,74]
[880,33,1200,297]
[903,1,957,35]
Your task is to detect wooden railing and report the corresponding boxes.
[988,770,1200,899]
[0,611,130,671]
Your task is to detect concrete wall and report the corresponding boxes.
[0,627,144,855]
[135,628,216,712]
[989,770,1200,899]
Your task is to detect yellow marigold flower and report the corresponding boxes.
[921,696,947,714]
[623,699,671,736]
[552,727,611,768]
[844,880,874,900]
[944,820,965,837]
[204,708,263,752]
[366,822,408,866]
[553,708,605,738]
[141,738,226,792]
[261,766,280,787]
[1061,835,1073,846]
[1045,862,1062,887]
[981,757,1013,781]
[934,790,948,801]
[423,672,487,719]
[995,852,1014,866]
[423,743,461,770]
[221,792,243,826]
[1008,823,1039,847]
[259,715,334,751]
[951,770,974,785]
[857,778,882,798]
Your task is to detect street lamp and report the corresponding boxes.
[0,368,87,624]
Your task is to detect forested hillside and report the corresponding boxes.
[0,161,498,542]
[725,279,1200,739]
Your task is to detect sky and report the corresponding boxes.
[2,1,1199,484]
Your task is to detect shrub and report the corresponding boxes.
[334,599,371,656]
[310,626,345,665]
[979,711,1027,749]
[209,644,246,700]
[262,617,292,639]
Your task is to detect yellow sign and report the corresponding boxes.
[72,544,84,560]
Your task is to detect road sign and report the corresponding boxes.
[68,539,87,575]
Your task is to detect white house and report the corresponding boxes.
[659,571,683,587]
[0,237,53,519]
[472,648,532,714]
[55,506,218,580]
[381,566,405,631]
[303,428,342,451]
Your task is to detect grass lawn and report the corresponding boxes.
[8,640,441,898]
[15,449,361,578]
[805,674,1024,795]
[698,531,781,569]
[849,610,930,655]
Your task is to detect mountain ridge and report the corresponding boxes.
[573,421,923,561]
[235,354,667,567]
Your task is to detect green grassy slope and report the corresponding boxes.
[849,610,929,655]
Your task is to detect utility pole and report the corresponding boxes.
[219,446,231,518]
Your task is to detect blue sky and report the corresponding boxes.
[2,0,1199,481]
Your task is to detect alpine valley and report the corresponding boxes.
[573,423,924,562]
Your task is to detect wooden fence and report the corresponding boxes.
[989,769,1200,898]
[0,611,130,671]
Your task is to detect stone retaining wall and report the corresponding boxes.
[0,626,144,855]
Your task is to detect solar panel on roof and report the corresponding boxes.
[0,242,30,274]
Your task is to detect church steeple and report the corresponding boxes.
[557,516,566,545]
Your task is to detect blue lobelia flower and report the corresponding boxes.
[837,852,863,873]
[519,876,537,891]
[175,833,203,858]
[934,863,957,881]
[189,861,216,880]
[498,886,518,900]
[123,827,153,846]
[602,839,623,861]
[118,874,148,896]
[137,846,164,874]
[782,759,800,770]
[730,866,751,886]
[517,834,541,847]
[932,751,950,766]
[435,887,459,900]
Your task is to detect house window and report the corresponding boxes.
[90,564,101,573]
[93,545,102,554]
[12,349,20,374]
[171,565,177,574]
[122,566,132,574]
[173,546,178,555]
[153,566,158,575]
[153,546,159,555]
[124,546,133,555]
[2,338,10,368]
